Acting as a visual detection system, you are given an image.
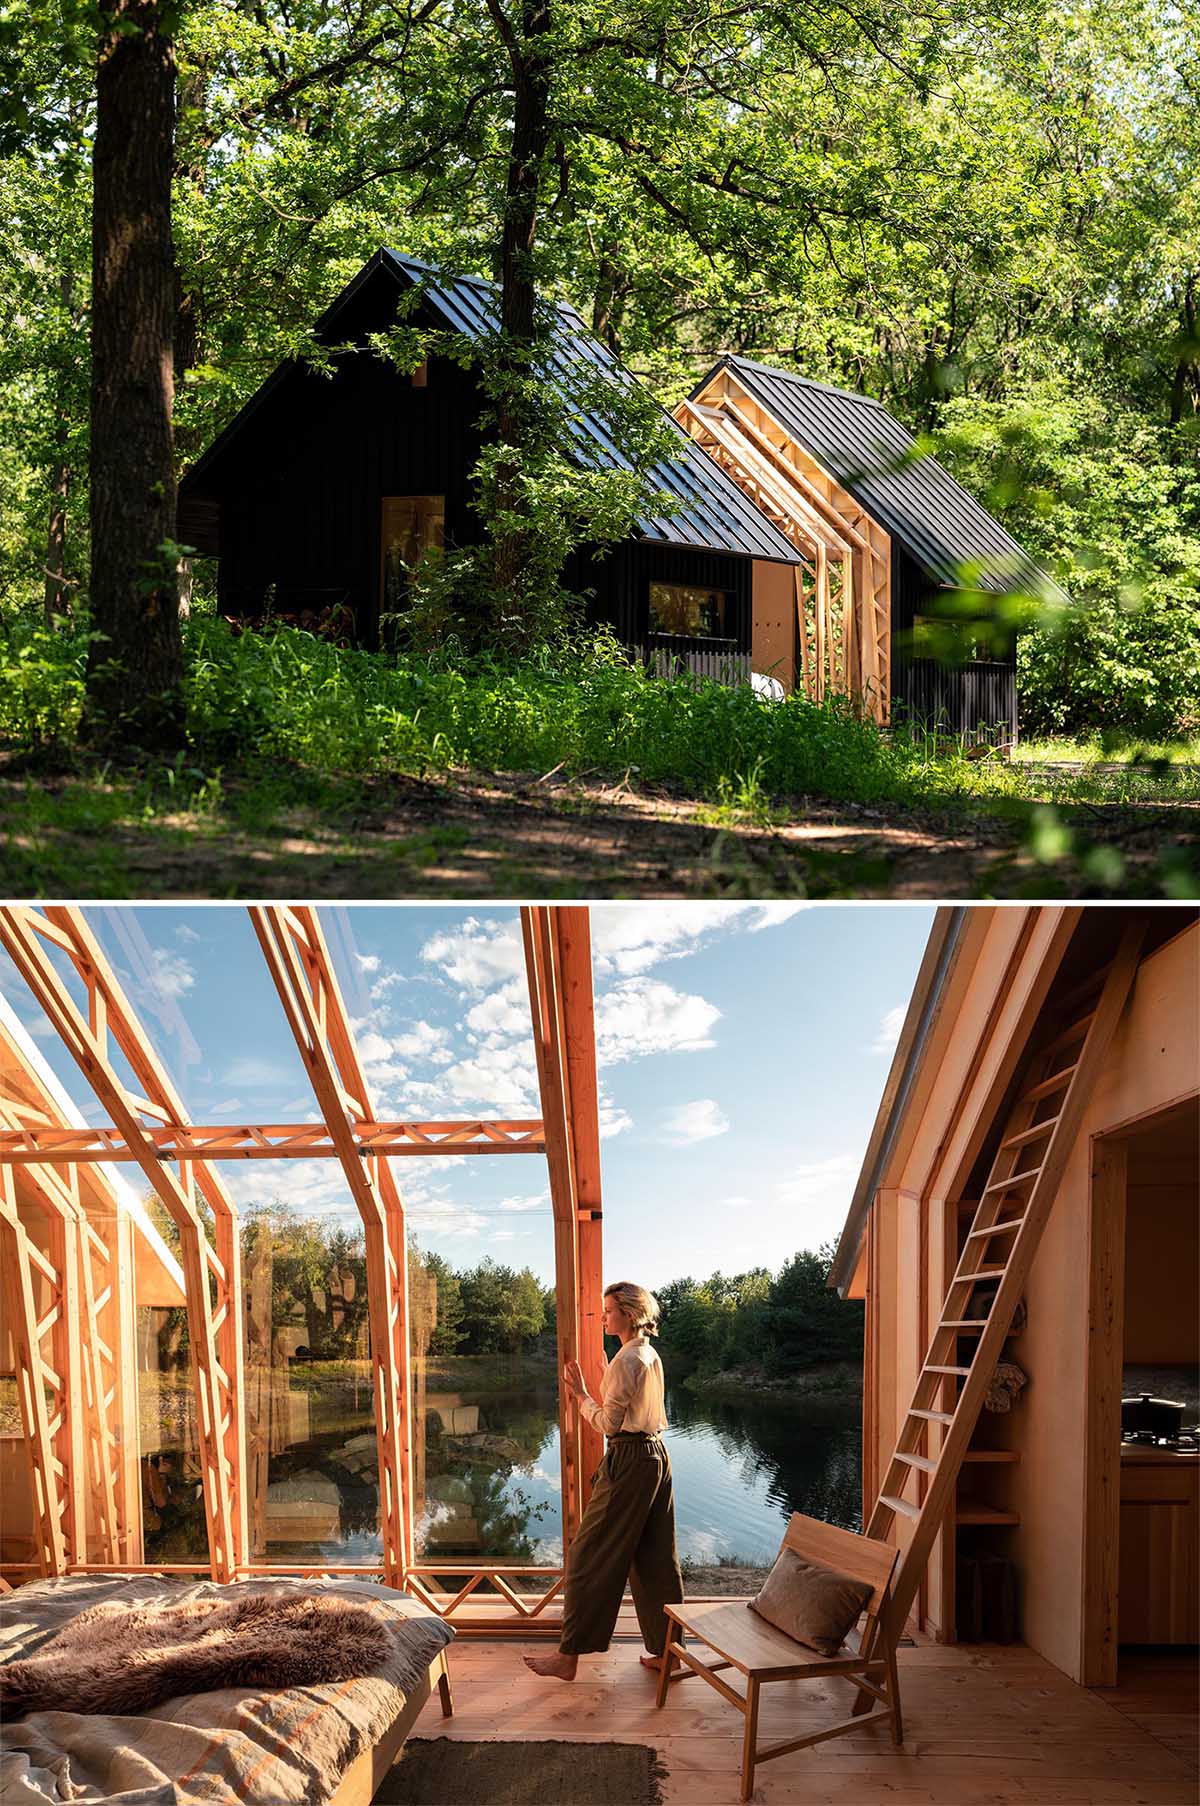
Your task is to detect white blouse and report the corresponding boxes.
[579,1337,668,1438]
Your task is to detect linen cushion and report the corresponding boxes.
[748,1548,873,1657]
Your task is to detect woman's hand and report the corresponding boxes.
[564,1359,590,1400]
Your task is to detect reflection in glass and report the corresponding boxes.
[243,1203,379,1563]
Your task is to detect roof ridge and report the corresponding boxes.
[384,249,587,326]
[722,354,888,410]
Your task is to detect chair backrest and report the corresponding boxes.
[781,1511,899,1624]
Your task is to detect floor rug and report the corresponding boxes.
[376,1737,669,1805]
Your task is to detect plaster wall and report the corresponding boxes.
[751,560,796,691]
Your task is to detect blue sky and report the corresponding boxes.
[0,904,934,1290]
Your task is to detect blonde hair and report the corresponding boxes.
[604,1281,660,1337]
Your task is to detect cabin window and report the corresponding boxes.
[381,495,445,618]
[648,581,731,640]
[910,612,999,663]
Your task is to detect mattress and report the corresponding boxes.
[0,1573,454,1805]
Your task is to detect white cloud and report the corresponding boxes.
[356,1030,394,1064]
[599,1097,633,1140]
[661,1098,730,1143]
[223,1054,295,1090]
[773,1154,860,1249]
[596,978,720,1065]
[869,1005,906,1057]
[420,918,524,992]
[356,953,381,974]
[175,924,201,945]
[590,903,811,977]
[498,1189,549,1213]
[465,980,528,1042]
[440,1043,539,1113]
[387,1020,454,1065]
[150,948,195,1000]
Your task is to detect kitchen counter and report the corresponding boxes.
[1119,1447,1198,1643]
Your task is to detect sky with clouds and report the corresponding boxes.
[0,904,935,1289]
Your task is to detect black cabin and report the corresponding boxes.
[178,253,801,664]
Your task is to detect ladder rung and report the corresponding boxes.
[967,1216,1026,1240]
[1038,1011,1095,1058]
[962,1266,1007,1280]
[982,1167,1041,1196]
[911,1408,955,1424]
[1000,1118,1058,1151]
[895,1451,938,1473]
[879,1494,921,1521]
[1020,1066,1076,1105]
[926,1364,971,1376]
[941,1319,989,1329]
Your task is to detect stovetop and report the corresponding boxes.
[1121,1429,1200,1450]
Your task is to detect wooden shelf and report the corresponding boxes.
[963,1450,1020,1463]
[955,1504,1020,1525]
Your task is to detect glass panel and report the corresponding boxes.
[135,1195,210,1565]
[382,496,445,616]
[238,1169,380,1565]
[649,581,729,639]
[409,1245,561,1573]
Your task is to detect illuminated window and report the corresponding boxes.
[381,496,445,615]
[648,582,730,639]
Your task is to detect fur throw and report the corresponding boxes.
[0,1590,392,1719]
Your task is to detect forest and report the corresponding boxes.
[1,0,1197,896]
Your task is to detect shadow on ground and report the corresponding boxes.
[2,767,1197,898]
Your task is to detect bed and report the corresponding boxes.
[0,1574,454,1806]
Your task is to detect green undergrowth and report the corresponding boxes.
[1,615,1197,899]
[0,610,1151,805]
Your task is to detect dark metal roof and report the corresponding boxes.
[184,253,800,565]
[371,255,798,563]
[701,355,1067,600]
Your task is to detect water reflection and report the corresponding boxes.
[143,1359,861,1572]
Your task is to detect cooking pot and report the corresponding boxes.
[1121,1393,1185,1439]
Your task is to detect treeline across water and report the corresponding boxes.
[144,1199,860,1380]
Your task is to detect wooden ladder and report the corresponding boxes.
[864,920,1146,1650]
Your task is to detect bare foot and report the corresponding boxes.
[640,1654,663,1671]
[523,1652,578,1681]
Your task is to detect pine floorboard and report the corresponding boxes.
[396,1635,1200,1805]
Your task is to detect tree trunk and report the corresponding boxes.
[489,0,552,612]
[84,0,185,752]
[44,272,76,627]
[44,436,71,627]
[1169,274,1197,427]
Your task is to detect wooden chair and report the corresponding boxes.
[655,1512,903,1800]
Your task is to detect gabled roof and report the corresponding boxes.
[697,356,1068,600]
[185,253,802,566]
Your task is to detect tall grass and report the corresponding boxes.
[0,613,1189,809]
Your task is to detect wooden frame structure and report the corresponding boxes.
[0,904,603,1635]
[677,366,891,722]
[829,906,1199,1685]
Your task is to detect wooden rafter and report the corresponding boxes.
[250,905,413,1588]
[0,904,603,1611]
[679,369,892,722]
[0,1119,547,1164]
[0,907,246,1582]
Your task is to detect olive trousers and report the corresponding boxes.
[559,1431,685,1657]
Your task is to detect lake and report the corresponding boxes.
[142,1363,863,1572]
[444,1381,864,1567]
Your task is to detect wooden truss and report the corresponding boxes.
[677,367,891,723]
[0,904,602,1635]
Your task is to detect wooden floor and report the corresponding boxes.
[400,1634,1200,1805]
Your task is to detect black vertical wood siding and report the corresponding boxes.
[889,546,1019,742]
[190,281,757,656]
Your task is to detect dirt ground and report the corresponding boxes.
[3,765,1198,898]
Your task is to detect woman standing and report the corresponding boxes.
[524,1282,684,1681]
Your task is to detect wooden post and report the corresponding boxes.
[251,906,413,1589]
[556,909,605,1503]
[1082,1135,1127,1685]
